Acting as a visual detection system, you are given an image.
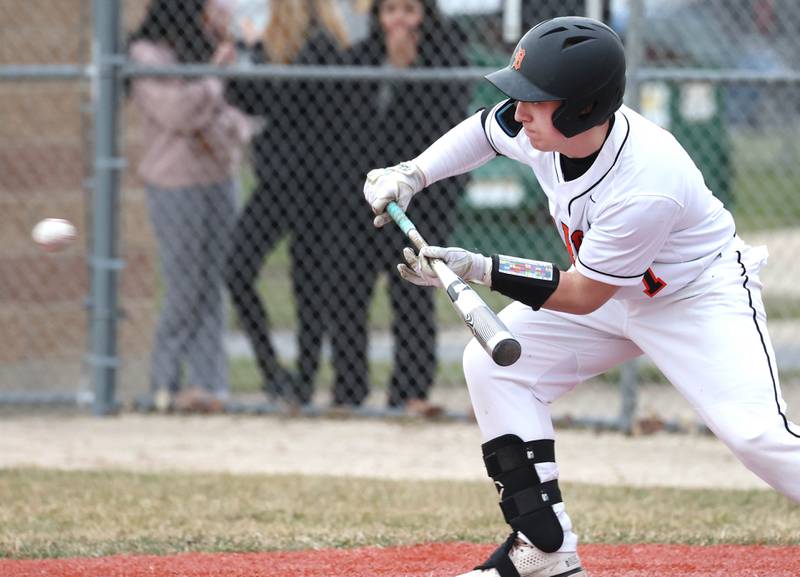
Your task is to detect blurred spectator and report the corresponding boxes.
[338,0,374,43]
[225,0,351,406]
[128,0,255,412]
[522,0,610,29]
[328,0,473,414]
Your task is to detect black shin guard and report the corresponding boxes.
[482,434,564,553]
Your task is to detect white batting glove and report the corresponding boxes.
[363,162,426,228]
[398,246,491,287]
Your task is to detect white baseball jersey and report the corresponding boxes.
[408,98,800,509]
[480,102,737,300]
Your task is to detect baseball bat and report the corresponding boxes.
[386,201,521,367]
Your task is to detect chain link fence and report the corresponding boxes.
[2,0,799,430]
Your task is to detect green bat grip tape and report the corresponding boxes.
[386,202,415,236]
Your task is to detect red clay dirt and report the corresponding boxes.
[1,542,798,577]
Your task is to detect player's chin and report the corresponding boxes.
[527,135,555,152]
[525,130,553,152]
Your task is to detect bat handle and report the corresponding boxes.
[386,202,430,254]
[385,201,522,367]
[386,202,417,239]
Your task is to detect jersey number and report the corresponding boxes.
[642,269,667,297]
[561,222,667,298]
[560,222,583,264]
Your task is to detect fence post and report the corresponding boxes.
[88,0,123,415]
[584,0,604,20]
[625,0,644,109]
[615,0,645,433]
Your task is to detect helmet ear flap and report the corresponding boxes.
[553,75,626,137]
[552,99,600,138]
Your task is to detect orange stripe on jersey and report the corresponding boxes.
[561,222,575,264]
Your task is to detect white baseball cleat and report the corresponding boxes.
[456,533,587,577]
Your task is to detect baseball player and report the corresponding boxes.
[363,16,800,577]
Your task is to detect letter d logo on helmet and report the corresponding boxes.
[486,16,626,138]
[512,47,526,70]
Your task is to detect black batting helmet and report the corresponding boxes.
[486,16,626,137]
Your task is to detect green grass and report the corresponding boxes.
[0,468,798,559]
[229,356,468,394]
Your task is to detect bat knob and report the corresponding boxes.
[492,338,522,366]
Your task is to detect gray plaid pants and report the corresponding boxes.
[146,180,235,398]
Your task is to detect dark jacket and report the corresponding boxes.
[225,31,347,196]
[343,17,474,257]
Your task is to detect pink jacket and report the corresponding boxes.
[129,40,255,189]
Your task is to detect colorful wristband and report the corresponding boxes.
[490,254,560,310]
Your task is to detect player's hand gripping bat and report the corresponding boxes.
[386,201,521,366]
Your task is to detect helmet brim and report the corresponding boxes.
[485,67,561,103]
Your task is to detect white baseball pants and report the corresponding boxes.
[464,237,800,508]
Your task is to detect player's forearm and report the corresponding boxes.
[487,255,618,315]
[539,269,619,315]
[412,112,496,187]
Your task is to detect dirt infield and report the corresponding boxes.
[2,414,797,575]
[2,543,799,577]
[0,413,772,490]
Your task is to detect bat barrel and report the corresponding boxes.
[490,336,522,366]
[468,306,521,366]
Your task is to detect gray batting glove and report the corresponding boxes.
[363,162,426,228]
[398,246,491,287]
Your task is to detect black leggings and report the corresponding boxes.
[226,182,365,404]
[226,183,316,401]
[326,192,458,407]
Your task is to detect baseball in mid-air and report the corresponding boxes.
[32,218,77,251]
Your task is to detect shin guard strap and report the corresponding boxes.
[474,532,521,577]
[500,479,562,522]
[484,439,556,478]
[501,480,564,554]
